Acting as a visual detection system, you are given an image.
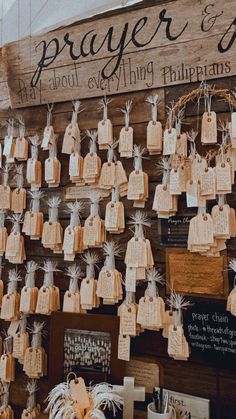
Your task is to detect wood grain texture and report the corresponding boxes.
[1,0,235,107]
[166,248,228,298]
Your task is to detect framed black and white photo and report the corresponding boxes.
[63,329,112,377]
[49,311,124,387]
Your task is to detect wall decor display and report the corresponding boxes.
[1,0,236,417]
[2,1,236,107]
[63,328,112,377]
[49,312,125,387]
[166,248,228,297]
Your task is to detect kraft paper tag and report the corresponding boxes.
[201,111,217,144]
[119,126,133,157]
[118,334,130,361]
[69,377,90,410]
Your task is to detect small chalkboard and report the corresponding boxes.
[159,214,194,247]
[184,303,236,365]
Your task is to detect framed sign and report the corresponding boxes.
[49,312,125,387]
[159,214,194,247]
[125,356,162,394]
[158,388,210,419]
[166,248,228,298]
[184,302,236,366]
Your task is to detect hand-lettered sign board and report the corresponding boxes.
[157,388,210,419]
[166,248,228,298]
[1,0,236,107]
[159,214,195,247]
[184,303,236,365]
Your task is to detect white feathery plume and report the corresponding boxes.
[29,321,46,348]
[156,157,171,176]
[145,268,164,297]
[146,94,161,122]
[88,191,102,205]
[88,191,102,217]
[229,258,236,273]
[71,100,84,127]
[132,144,146,171]
[146,268,165,285]
[66,201,84,214]
[187,129,198,157]
[26,379,38,412]
[168,291,191,311]
[91,383,123,416]
[48,196,61,208]
[25,261,39,288]
[120,100,132,128]
[19,314,28,334]
[66,264,82,294]
[29,135,41,147]
[103,241,121,258]
[82,251,100,266]
[82,251,100,278]
[86,130,98,141]
[8,212,24,224]
[41,260,60,273]
[25,260,39,273]
[129,210,151,228]
[8,267,21,294]
[8,267,21,282]
[46,103,54,127]
[28,189,44,213]
[133,144,146,159]
[72,100,82,115]
[45,381,71,416]
[28,321,45,335]
[187,129,198,144]
[166,101,175,127]
[98,95,112,114]
[17,115,26,138]
[66,264,82,279]
[146,94,161,106]
[86,129,98,153]
[26,379,38,394]
[28,190,44,200]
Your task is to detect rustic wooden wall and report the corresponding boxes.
[0,2,235,418]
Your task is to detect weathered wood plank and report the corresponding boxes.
[2,0,236,107]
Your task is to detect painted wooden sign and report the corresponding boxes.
[1,0,236,108]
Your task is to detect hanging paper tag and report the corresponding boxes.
[201,111,217,144]
[118,334,130,361]
[69,377,90,410]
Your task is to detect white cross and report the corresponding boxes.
[113,376,145,419]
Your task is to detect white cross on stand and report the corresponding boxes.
[113,377,145,419]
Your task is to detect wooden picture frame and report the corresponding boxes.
[166,248,228,299]
[49,311,125,388]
